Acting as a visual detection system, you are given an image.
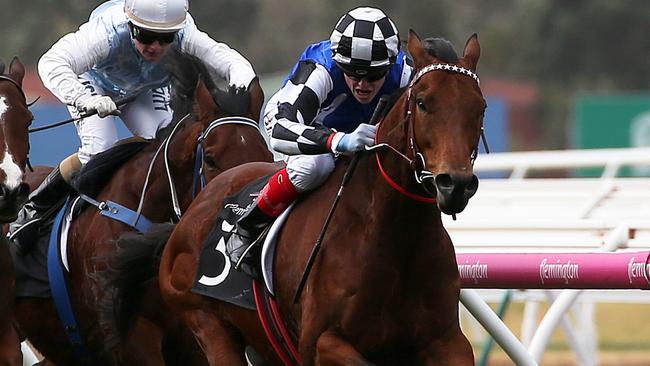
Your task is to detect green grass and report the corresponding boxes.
[462,301,650,364]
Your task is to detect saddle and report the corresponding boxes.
[11,140,150,298]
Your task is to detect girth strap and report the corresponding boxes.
[79,193,153,232]
[48,200,91,363]
[48,194,153,363]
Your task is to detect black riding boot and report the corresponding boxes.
[8,167,71,255]
[226,201,274,272]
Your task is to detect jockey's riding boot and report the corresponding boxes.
[226,168,299,272]
[226,201,273,265]
[9,154,80,255]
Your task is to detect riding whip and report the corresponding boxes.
[28,94,138,133]
[293,96,389,304]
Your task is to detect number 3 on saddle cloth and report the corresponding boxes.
[193,172,282,310]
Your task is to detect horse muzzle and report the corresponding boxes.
[0,182,30,222]
[430,172,479,215]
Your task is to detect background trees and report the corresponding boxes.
[1,0,648,149]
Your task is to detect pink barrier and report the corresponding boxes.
[457,251,650,289]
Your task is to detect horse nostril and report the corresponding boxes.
[465,174,479,199]
[434,173,453,191]
[17,183,30,198]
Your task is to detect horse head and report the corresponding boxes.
[0,57,32,221]
[402,31,486,214]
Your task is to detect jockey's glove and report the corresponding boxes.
[75,95,120,118]
[332,123,377,153]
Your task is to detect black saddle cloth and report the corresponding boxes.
[192,173,274,310]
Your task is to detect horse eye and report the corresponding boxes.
[416,98,427,111]
[203,155,218,169]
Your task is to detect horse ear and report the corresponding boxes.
[0,60,5,75]
[194,80,217,117]
[8,57,25,84]
[407,29,429,68]
[462,34,480,72]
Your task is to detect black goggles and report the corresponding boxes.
[339,64,390,82]
[129,23,176,45]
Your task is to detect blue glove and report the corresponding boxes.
[333,123,377,153]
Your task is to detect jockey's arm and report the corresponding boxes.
[264,61,341,156]
[38,20,109,106]
[180,15,256,89]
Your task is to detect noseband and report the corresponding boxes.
[370,63,481,203]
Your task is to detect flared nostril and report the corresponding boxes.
[434,173,453,191]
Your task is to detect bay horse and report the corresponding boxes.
[0,57,34,366]
[13,51,272,366]
[151,31,485,365]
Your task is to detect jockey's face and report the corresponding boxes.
[343,74,386,104]
[134,39,173,61]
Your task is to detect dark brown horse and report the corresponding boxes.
[151,31,485,365]
[13,53,272,365]
[0,57,34,366]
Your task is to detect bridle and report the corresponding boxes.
[133,115,260,222]
[191,116,261,196]
[369,63,484,203]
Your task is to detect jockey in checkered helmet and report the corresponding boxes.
[226,7,413,265]
[329,7,401,83]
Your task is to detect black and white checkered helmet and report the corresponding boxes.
[330,7,400,69]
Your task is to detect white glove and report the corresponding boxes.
[75,95,119,118]
[332,123,377,153]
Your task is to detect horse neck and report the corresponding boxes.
[105,121,203,222]
[353,95,445,251]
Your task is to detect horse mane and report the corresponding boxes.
[381,37,459,114]
[422,37,459,64]
[161,48,252,140]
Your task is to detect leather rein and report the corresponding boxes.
[369,63,484,203]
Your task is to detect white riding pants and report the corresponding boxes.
[69,73,173,165]
[285,153,335,193]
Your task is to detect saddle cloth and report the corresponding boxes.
[192,174,275,310]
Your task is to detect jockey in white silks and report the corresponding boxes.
[9,0,257,253]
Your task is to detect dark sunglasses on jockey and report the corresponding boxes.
[337,62,391,82]
[129,22,176,45]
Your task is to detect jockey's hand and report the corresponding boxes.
[333,123,377,153]
[75,95,119,118]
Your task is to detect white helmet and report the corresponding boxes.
[124,0,188,32]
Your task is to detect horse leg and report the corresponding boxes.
[181,308,247,366]
[418,326,474,366]
[0,325,21,366]
[314,330,375,366]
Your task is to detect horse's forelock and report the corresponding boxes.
[422,37,459,64]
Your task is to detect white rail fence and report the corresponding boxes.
[446,147,650,365]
